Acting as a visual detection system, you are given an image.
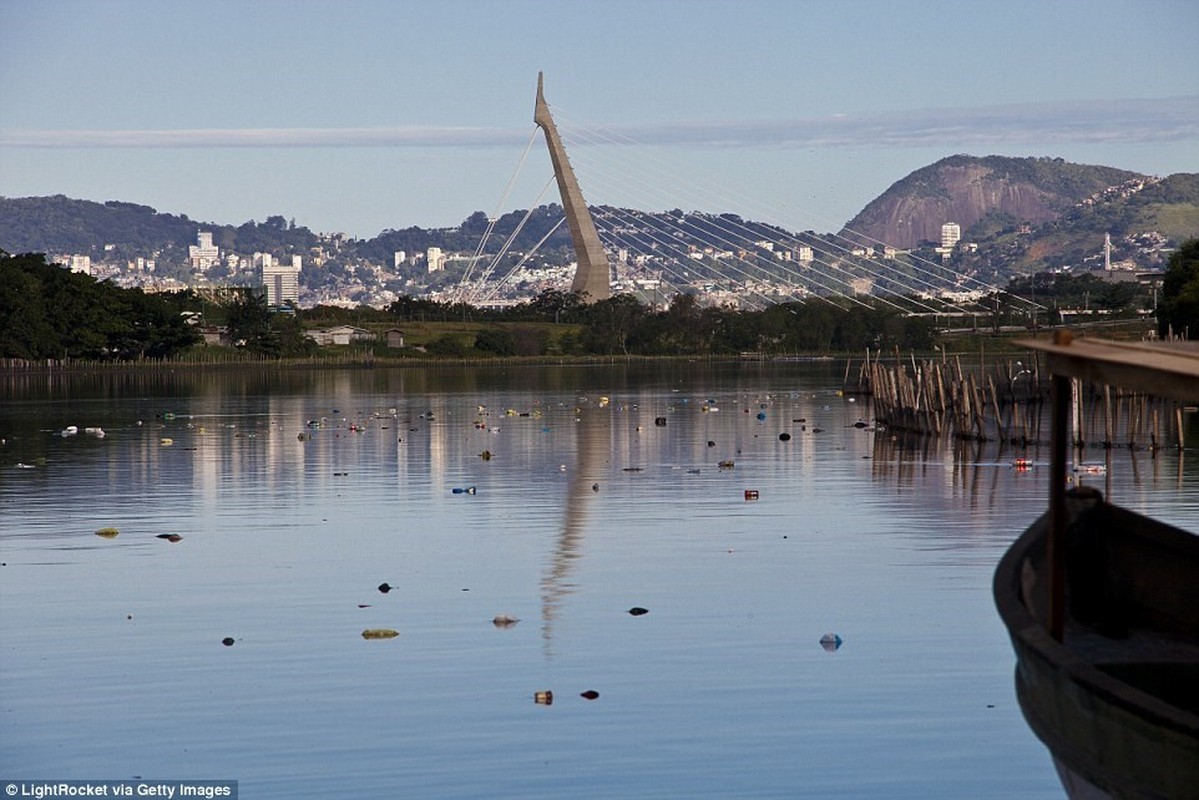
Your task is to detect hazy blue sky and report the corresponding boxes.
[2,0,1196,238]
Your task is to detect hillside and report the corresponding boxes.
[956,171,1199,276]
[841,155,1146,249]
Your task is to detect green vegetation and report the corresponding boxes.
[1157,238,1199,338]
[0,253,939,363]
[0,251,200,359]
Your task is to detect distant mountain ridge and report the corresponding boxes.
[841,155,1147,249]
[2,155,1195,295]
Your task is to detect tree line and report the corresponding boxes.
[4,241,1196,362]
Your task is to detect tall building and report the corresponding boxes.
[940,222,961,251]
[188,230,220,271]
[427,247,446,273]
[264,255,301,307]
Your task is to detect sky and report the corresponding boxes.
[1,0,1196,240]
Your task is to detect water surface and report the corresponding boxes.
[3,363,1196,798]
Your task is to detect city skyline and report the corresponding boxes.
[1,0,1196,240]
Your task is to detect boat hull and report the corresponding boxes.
[994,492,1199,799]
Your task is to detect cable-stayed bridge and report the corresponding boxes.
[455,75,1038,319]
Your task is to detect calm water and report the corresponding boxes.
[3,362,1197,798]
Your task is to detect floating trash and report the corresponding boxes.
[156,533,183,543]
[84,427,106,438]
[778,432,791,441]
[221,637,236,647]
[451,486,477,495]
[533,690,553,705]
[1074,463,1107,475]
[95,527,120,539]
[479,450,492,460]
[707,440,716,447]
[1012,458,1034,470]
[819,633,843,652]
[492,614,520,628]
[580,690,600,700]
[756,411,766,421]
[654,416,667,427]
[377,582,394,594]
[61,425,79,437]
[160,438,174,446]
[361,628,400,640]
[592,482,599,492]
[628,607,649,616]
[718,460,735,470]
[15,462,36,469]
[744,489,760,501]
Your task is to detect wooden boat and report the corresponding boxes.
[994,334,1199,799]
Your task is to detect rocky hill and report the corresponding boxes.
[840,155,1146,249]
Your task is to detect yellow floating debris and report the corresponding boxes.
[361,628,400,640]
[160,438,174,446]
[95,527,120,539]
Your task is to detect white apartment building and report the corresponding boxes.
[188,231,220,271]
[264,255,302,307]
[68,254,92,274]
[940,222,961,251]
[426,247,446,273]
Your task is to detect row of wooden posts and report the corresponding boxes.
[846,348,1189,450]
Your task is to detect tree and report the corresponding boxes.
[580,294,646,355]
[223,290,278,355]
[1158,238,1199,339]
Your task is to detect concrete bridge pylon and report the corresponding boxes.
[534,72,611,303]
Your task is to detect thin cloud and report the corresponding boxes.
[2,96,1195,150]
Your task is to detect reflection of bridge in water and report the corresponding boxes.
[458,74,1037,320]
[540,404,609,652]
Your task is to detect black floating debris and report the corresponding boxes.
[377,582,394,594]
[654,417,667,426]
[156,533,184,542]
[479,450,492,460]
[707,440,716,447]
[534,690,553,705]
[452,486,477,494]
[853,421,868,429]
[628,606,649,616]
[592,483,599,492]
[333,471,349,477]
[221,637,236,647]
[819,632,843,652]
[778,432,791,441]
[718,460,735,469]
[580,690,600,700]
